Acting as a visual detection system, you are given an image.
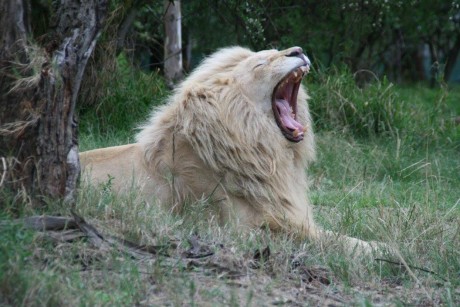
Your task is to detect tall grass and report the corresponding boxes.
[78,54,168,150]
[308,67,459,147]
[308,67,404,137]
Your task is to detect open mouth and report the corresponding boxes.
[272,65,310,142]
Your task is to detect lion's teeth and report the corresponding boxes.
[293,127,306,138]
[300,66,310,74]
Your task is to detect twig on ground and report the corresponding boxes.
[375,258,447,282]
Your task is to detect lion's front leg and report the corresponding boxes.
[283,203,385,257]
[317,229,376,256]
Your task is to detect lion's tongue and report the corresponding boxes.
[275,99,304,132]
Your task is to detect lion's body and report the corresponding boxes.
[81,46,379,255]
[79,144,153,195]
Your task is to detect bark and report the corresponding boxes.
[0,0,107,207]
[0,0,29,61]
[0,0,35,205]
[164,0,183,87]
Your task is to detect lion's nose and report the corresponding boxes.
[285,47,311,66]
[286,47,303,57]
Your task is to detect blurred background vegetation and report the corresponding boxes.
[28,0,459,145]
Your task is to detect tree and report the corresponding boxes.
[164,0,183,87]
[0,0,107,207]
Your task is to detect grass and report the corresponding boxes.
[308,67,405,137]
[78,53,168,151]
[1,65,459,305]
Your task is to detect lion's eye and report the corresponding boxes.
[253,62,265,70]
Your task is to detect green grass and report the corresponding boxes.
[308,67,459,147]
[1,67,459,305]
[0,220,148,306]
[310,133,459,285]
[78,53,168,151]
[308,67,405,137]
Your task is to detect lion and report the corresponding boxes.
[80,46,380,256]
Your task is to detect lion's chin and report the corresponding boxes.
[272,66,308,143]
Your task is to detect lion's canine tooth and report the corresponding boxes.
[300,66,309,74]
[293,129,299,137]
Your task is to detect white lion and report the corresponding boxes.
[80,46,379,255]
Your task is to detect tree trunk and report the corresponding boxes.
[164,0,183,88]
[116,0,143,54]
[0,0,107,207]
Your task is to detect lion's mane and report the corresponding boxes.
[80,46,382,256]
[136,47,317,232]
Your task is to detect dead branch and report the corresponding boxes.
[375,258,447,282]
[36,229,85,243]
[70,210,161,258]
[22,215,77,231]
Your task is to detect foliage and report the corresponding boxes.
[181,0,460,83]
[183,1,267,51]
[28,0,460,84]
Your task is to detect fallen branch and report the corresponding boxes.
[70,210,108,251]
[36,229,85,243]
[9,212,167,259]
[70,209,160,258]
